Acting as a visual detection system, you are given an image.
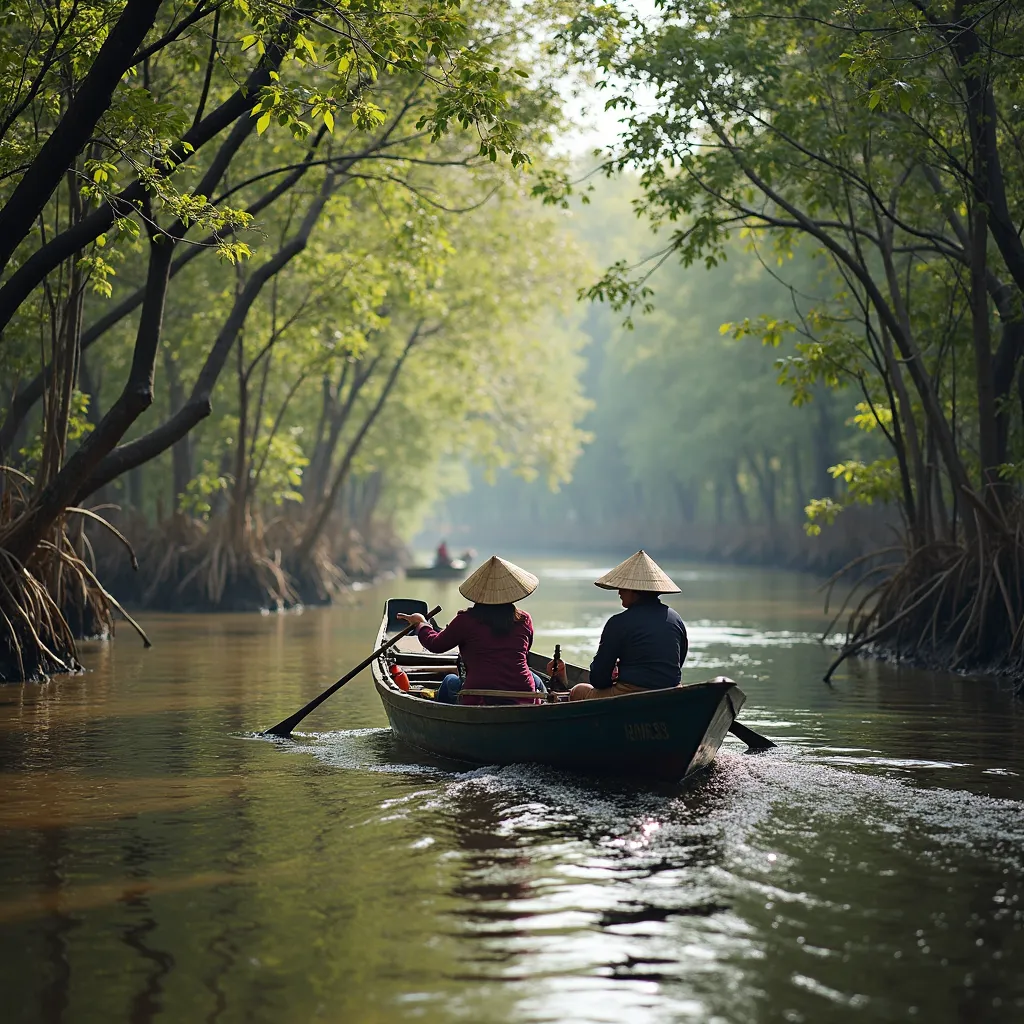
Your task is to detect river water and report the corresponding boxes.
[1,556,1023,1024]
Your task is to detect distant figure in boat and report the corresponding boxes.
[434,539,452,567]
[396,555,544,705]
[552,551,688,701]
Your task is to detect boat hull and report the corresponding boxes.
[374,675,744,782]
[404,563,470,580]
[371,598,745,782]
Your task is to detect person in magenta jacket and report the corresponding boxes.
[397,555,541,704]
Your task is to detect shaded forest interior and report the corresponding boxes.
[1,0,1024,685]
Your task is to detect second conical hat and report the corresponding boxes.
[594,550,680,593]
[459,555,538,605]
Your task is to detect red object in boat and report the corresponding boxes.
[390,664,411,692]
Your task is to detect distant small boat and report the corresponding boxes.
[371,599,746,782]
[404,558,472,580]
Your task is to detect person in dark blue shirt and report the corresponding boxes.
[559,550,688,701]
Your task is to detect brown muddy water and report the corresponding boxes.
[1,556,1023,1024]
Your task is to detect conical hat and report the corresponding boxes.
[594,550,680,593]
[459,555,538,604]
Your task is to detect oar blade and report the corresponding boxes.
[264,715,302,739]
[729,720,776,751]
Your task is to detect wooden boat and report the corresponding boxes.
[371,599,746,782]
[404,558,472,580]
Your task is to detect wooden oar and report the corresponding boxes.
[729,721,776,751]
[262,605,442,738]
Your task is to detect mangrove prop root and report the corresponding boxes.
[823,508,1024,683]
[0,482,144,680]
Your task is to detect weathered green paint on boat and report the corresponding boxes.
[371,600,746,782]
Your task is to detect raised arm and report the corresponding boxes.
[415,613,465,654]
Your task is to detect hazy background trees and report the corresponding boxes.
[438,174,888,571]
[542,0,1024,674]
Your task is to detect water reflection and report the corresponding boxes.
[0,557,1022,1023]
[38,828,75,1024]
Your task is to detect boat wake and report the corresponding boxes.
[264,723,1024,1022]
[279,726,1024,876]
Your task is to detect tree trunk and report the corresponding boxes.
[4,224,173,563]
[163,347,192,504]
[306,355,381,502]
[713,475,725,526]
[296,325,421,560]
[789,440,806,520]
[304,373,336,502]
[36,255,86,493]
[1019,355,1024,440]
[747,451,777,524]
[672,479,697,523]
[355,472,383,534]
[0,0,164,276]
[969,203,1001,495]
[949,23,1024,299]
[727,462,749,526]
[230,326,249,537]
[922,163,1024,473]
[78,350,102,425]
[874,224,927,538]
[869,328,920,541]
[925,428,951,541]
[992,315,1024,469]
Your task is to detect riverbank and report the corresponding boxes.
[87,511,407,614]
[848,639,1024,696]
[430,507,893,578]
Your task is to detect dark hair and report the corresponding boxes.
[466,602,524,636]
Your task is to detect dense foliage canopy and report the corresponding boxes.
[0,0,589,677]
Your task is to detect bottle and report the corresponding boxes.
[390,664,410,692]
[548,644,563,701]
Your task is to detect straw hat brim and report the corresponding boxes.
[594,580,680,593]
[459,555,538,604]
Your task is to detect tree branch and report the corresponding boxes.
[0,3,304,336]
[0,0,164,277]
[297,321,422,559]
[75,173,337,501]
